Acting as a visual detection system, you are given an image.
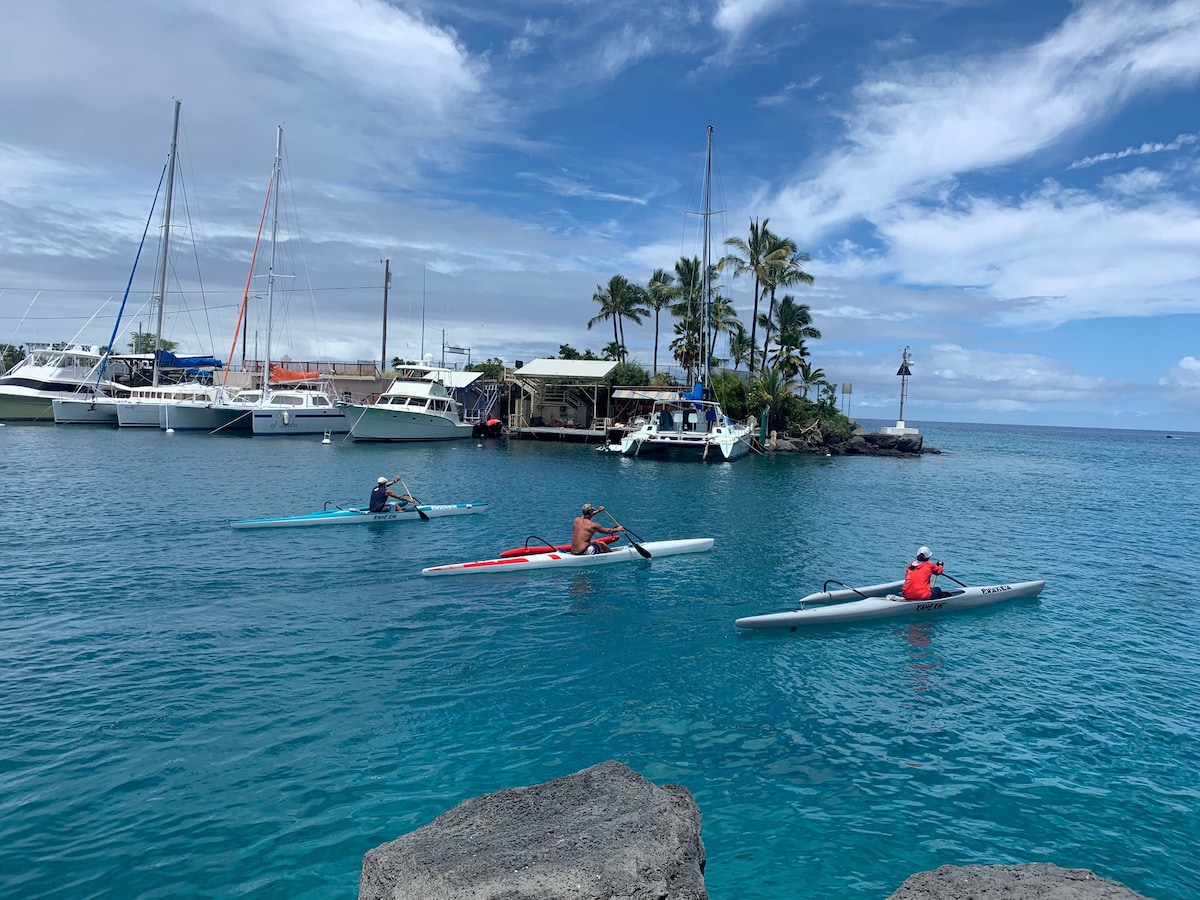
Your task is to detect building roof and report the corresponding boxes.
[513,358,617,381]
[612,388,680,401]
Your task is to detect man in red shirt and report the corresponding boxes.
[902,546,946,601]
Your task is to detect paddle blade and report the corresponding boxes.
[416,507,431,522]
[631,540,651,559]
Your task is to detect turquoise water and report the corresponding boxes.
[2,423,1198,899]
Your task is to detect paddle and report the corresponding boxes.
[939,572,967,588]
[395,475,430,521]
[600,509,650,558]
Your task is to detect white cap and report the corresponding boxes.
[916,546,931,560]
[378,476,388,484]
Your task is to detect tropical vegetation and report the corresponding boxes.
[575,218,850,438]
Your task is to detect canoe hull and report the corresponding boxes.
[422,538,715,576]
[735,580,1046,629]
[230,502,489,529]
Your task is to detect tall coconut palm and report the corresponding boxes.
[758,234,813,370]
[588,275,647,362]
[722,218,781,372]
[645,268,676,374]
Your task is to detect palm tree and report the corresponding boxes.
[758,233,813,369]
[706,290,740,361]
[727,323,752,372]
[766,295,822,377]
[645,268,676,375]
[669,317,701,383]
[588,275,647,362]
[797,359,826,399]
[721,218,777,372]
[601,340,623,361]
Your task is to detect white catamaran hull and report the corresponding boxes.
[160,402,252,432]
[231,502,488,529]
[52,396,121,425]
[422,538,715,576]
[735,580,1046,629]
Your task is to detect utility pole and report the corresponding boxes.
[381,258,391,371]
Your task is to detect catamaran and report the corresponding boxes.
[618,126,754,461]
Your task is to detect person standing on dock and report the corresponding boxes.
[571,503,622,555]
[902,546,947,601]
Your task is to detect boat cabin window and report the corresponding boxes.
[277,395,304,406]
[311,396,330,407]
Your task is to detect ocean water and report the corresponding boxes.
[1,422,1198,899]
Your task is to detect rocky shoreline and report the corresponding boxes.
[360,761,1148,899]
[765,424,939,457]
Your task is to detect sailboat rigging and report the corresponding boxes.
[617,125,754,461]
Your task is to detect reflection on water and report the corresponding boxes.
[900,622,940,691]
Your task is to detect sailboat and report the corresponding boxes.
[225,127,349,436]
[111,100,233,430]
[619,126,754,461]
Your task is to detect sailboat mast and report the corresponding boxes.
[150,98,181,388]
[700,124,713,391]
[263,125,282,394]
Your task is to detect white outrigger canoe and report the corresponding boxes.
[422,538,714,576]
[230,501,488,529]
[735,578,1045,629]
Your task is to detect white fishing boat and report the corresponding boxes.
[618,126,754,462]
[0,343,132,422]
[734,578,1046,629]
[421,538,714,576]
[230,501,488,529]
[345,364,481,442]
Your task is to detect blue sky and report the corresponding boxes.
[1,0,1199,429]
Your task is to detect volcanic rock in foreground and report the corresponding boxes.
[359,759,707,900]
[888,863,1151,899]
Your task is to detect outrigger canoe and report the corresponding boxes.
[422,538,714,576]
[735,578,1045,629]
[230,501,488,529]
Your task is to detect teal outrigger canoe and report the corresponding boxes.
[230,501,488,529]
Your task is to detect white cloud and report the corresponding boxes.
[1069,132,1198,169]
[774,0,1200,239]
[713,0,796,37]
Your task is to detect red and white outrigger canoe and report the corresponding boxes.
[421,538,715,576]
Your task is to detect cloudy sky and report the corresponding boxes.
[2,0,1199,429]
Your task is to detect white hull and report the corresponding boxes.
[231,501,488,529]
[618,398,753,461]
[52,397,120,424]
[620,430,752,460]
[117,401,164,427]
[735,580,1046,629]
[348,407,474,442]
[251,407,349,435]
[160,402,253,432]
[422,538,715,576]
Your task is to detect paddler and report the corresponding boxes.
[570,503,623,555]
[369,475,417,513]
[901,546,947,601]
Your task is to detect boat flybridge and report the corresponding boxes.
[344,363,482,442]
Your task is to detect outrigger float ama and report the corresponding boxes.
[735,576,1045,629]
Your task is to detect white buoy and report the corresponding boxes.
[166,428,175,434]
[322,429,331,445]
[477,442,483,448]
